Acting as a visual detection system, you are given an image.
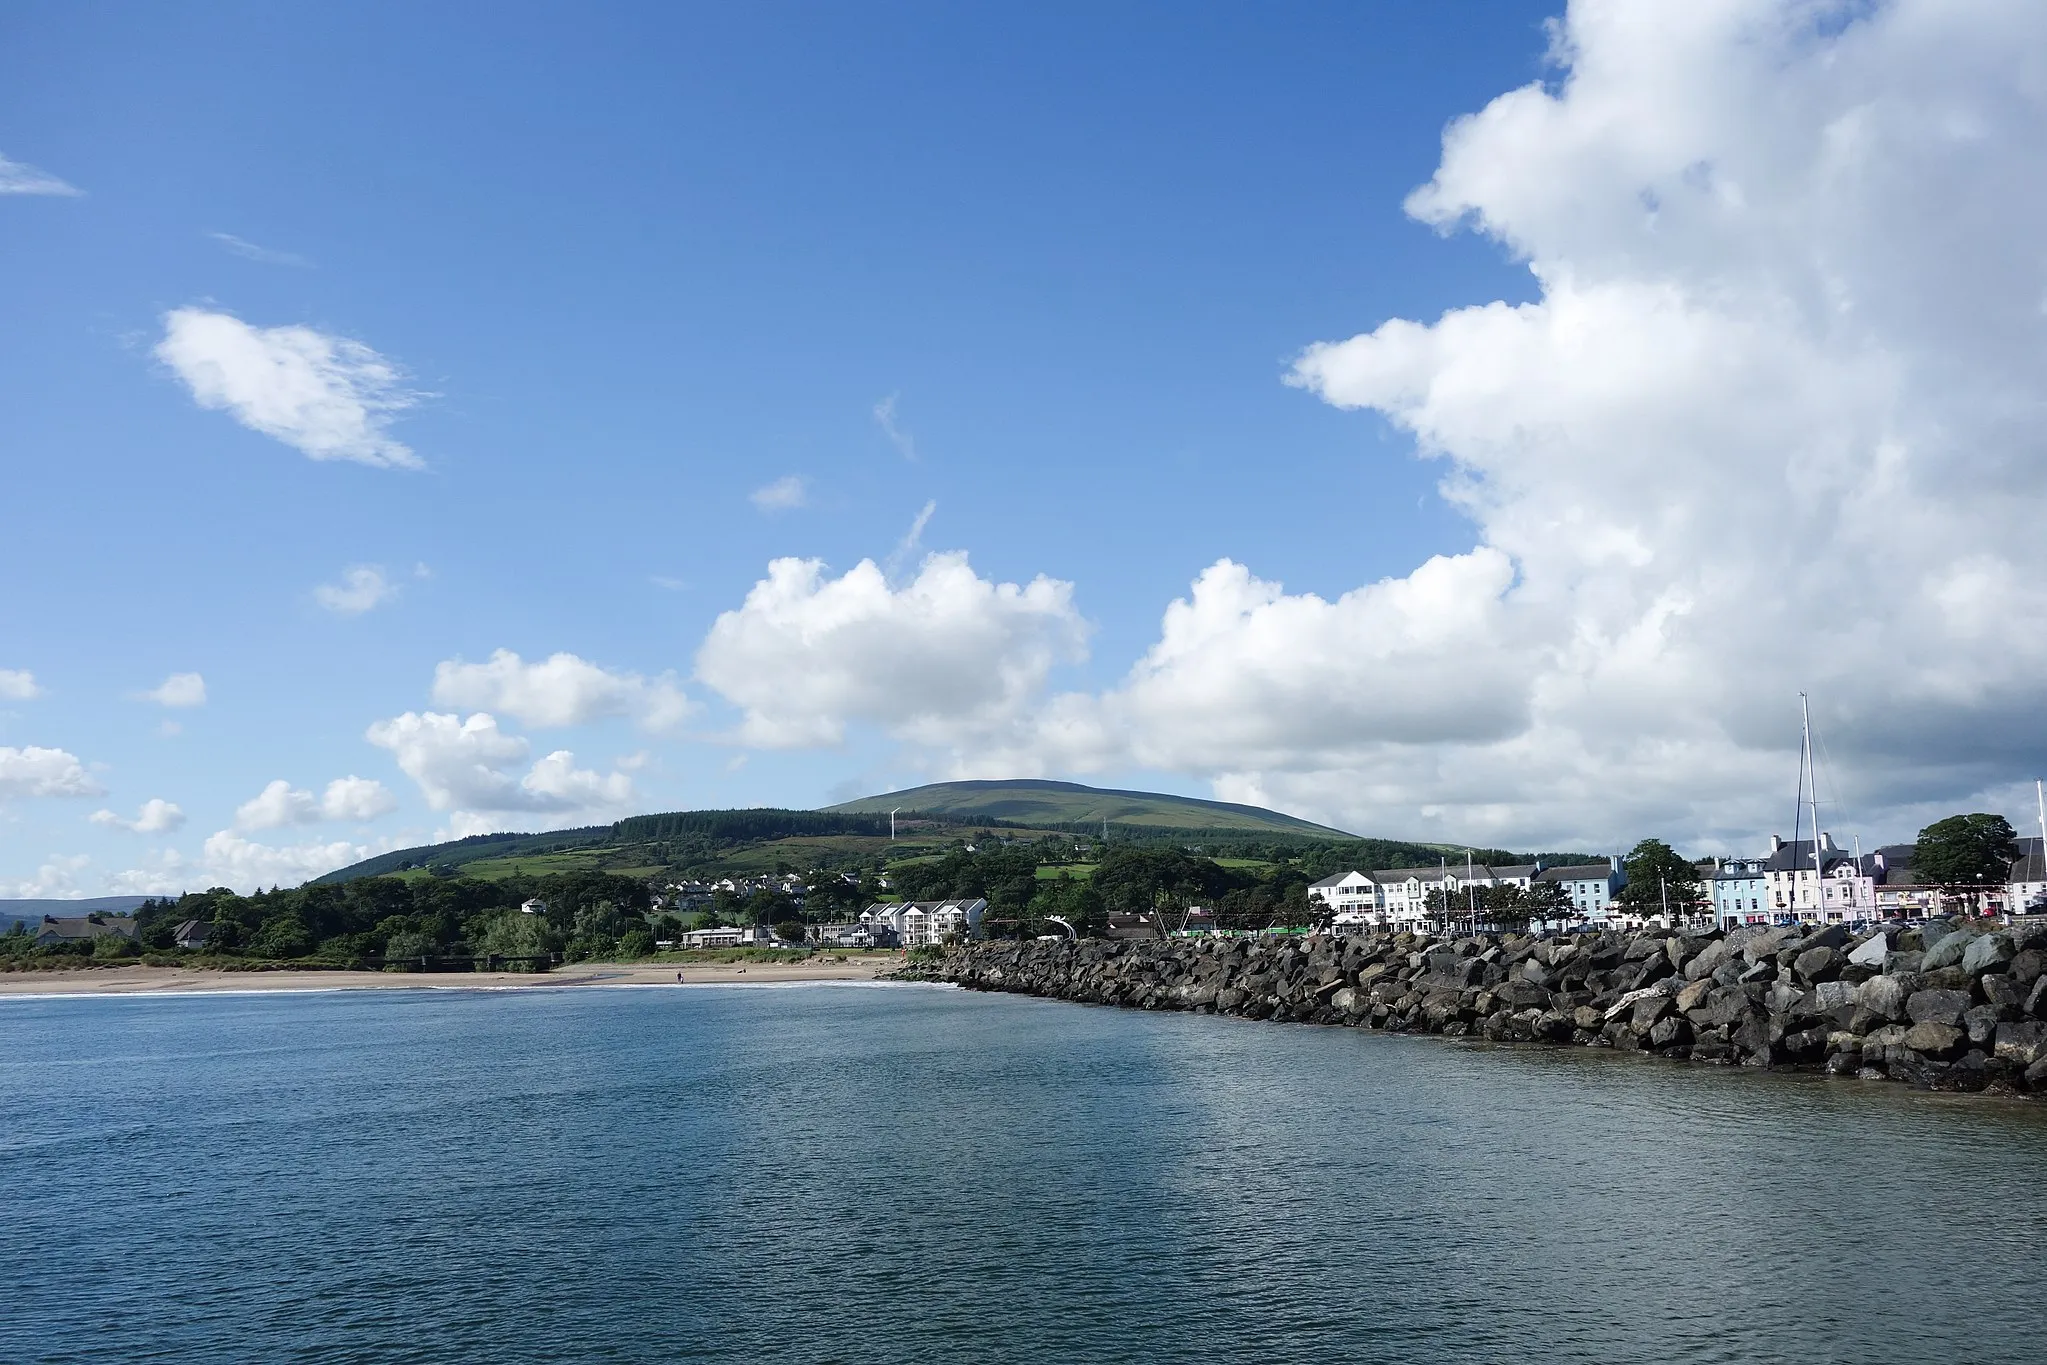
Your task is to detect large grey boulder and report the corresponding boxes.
[1806,923,1852,949]
[1963,1004,2001,1047]
[1961,933,2015,977]
[1922,932,1973,972]
[1809,980,1858,1014]
[1902,1020,1966,1058]
[1847,933,1890,969]
[1801,949,1850,982]
[1675,977,1714,1012]
[1685,939,1732,981]
[1905,989,1971,1028]
[2009,949,2046,989]
[1996,1021,2047,1065]
[1742,927,1799,964]
[1856,975,1910,1022]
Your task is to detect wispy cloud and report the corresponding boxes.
[886,499,938,579]
[208,231,312,268]
[0,153,80,196]
[0,669,41,701]
[873,392,917,461]
[750,474,808,512]
[154,307,425,469]
[314,565,396,616]
[650,575,690,592]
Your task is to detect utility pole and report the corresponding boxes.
[1466,847,1476,937]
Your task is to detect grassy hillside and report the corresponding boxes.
[310,784,1581,890]
[825,779,1353,837]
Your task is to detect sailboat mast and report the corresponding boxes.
[1803,693,1822,920]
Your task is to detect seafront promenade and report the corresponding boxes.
[936,920,2047,1095]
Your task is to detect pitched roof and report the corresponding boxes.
[36,914,139,942]
[1537,864,1616,883]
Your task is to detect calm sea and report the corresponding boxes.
[4,982,2044,1364]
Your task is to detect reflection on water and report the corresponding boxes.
[4,984,2040,1364]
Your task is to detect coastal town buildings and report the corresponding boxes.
[858,899,987,947]
[1708,858,1770,926]
[1535,861,1626,919]
[1311,858,1622,931]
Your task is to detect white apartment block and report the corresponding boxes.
[1310,859,1621,932]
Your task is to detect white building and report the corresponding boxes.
[1307,871,1382,930]
[1761,833,1876,923]
[1534,859,1626,922]
[859,899,986,948]
[2007,837,2047,916]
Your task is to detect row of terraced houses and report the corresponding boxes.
[1311,833,2047,932]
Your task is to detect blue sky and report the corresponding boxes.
[8,1,2047,892]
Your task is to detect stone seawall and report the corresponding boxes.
[936,921,2047,1094]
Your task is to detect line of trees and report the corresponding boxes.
[113,871,661,967]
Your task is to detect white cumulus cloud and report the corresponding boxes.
[90,799,187,834]
[234,776,398,831]
[694,2,2047,853]
[0,669,42,701]
[0,153,80,196]
[694,551,1088,750]
[314,565,397,616]
[141,672,207,708]
[0,747,104,799]
[154,307,424,469]
[199,831,372,891]
[365,711,635,832]
[750,475,808,512]
[431,649,691,733]
[1085,0,2047,849]
[0,855,91,898]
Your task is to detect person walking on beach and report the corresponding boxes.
[676,970,684,984]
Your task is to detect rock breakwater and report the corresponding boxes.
[938,920,2047,1094]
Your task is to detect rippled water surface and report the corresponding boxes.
[5,982,2045,1363]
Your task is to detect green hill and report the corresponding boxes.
[312,782,1360,887]
[825,779,1354,838]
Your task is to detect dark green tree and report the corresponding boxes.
[1913,814,2020,909]
[1618,839,1702,917]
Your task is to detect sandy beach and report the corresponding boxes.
[0,955,904,997]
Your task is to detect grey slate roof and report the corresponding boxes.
[35,914,140,943]
[1536,864,1617,883]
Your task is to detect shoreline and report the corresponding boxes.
[0,956,899,998]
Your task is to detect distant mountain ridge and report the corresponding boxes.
[825,779,1354,837]
[0,895,153,930]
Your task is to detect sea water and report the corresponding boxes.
[4,981,2043,1364]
